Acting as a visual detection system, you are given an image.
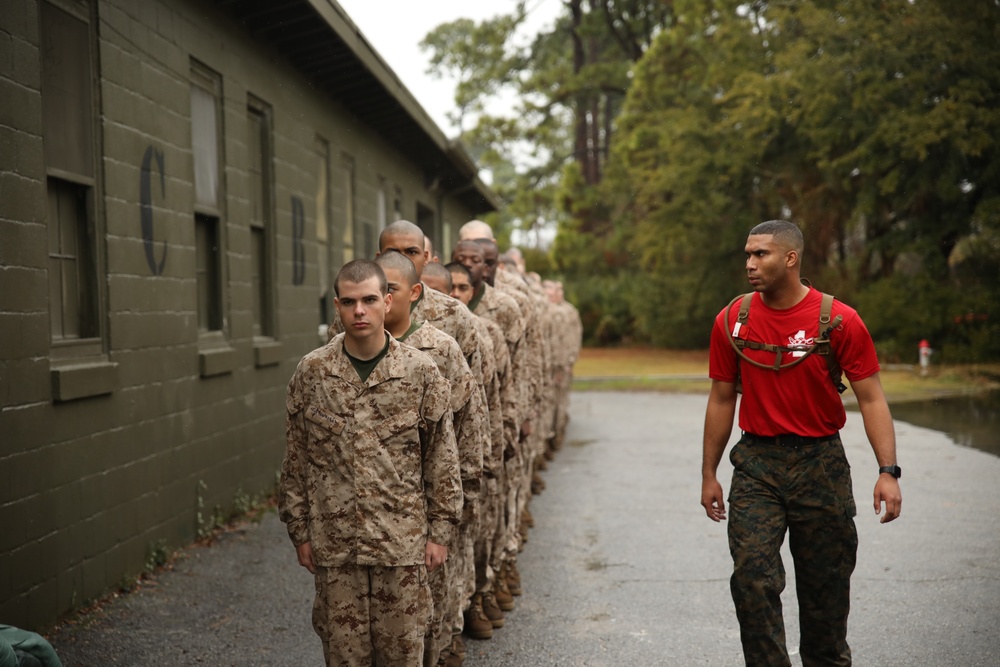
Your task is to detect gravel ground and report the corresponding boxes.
[48,392,1000,666]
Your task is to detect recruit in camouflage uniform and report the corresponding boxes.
[422,261,514,658]
[280,261,462,667]
[543,280,582,452]
[450,241,526,637]
[457,227,545,607]
[375,252,489,667]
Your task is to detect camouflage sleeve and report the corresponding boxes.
[452,372,488,503]
[279,370,310,547]
[523,316,545,420]
[465,326,487,388]
[483,369,504,478]
[421,372,463,547]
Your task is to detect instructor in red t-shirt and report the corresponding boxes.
[701,220,902,667]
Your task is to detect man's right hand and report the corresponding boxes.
[296,541,316,574]
[701,478,727,522]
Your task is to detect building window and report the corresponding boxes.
[341,155,356,263]
[195,214,222,332]
[247,97,274,337]
[377,177,389,231]
[41,0,102,353]
[316,137,331,325]
[47,179,97,340]
[190,62,225,335]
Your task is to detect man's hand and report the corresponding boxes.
[425,541,448,571]
[520,420,533,439]
[296,541,315,574]
[873,476,902,524]
[701,477,727,522]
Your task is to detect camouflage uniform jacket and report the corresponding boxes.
[401,323,488,503]
[472,283,527,425]
[279,334,462,567]
[495,274,544,422]
[471,315,508,478]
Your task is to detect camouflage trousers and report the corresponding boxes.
[475,480,502,594]
[426,500,479,665]
[728,435,858,667]
[313,563,431,667]
[553,365,572,448]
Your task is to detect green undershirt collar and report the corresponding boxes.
[344,333,390,383]
[395,319,423,343]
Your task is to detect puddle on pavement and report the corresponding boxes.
[568,438,597,448]
[849,390,1000,458]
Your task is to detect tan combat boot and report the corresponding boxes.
[494,572,516,611]
[481,591,506,629]
[463,593,494,640]
[451,635,467,660]
[506,560,523,597]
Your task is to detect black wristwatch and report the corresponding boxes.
[878,465,902,479]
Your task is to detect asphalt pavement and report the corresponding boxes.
[48,392,1000,666]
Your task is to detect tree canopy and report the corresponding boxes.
[425,0,1000,360]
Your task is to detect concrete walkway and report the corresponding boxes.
[48,392,1000,666]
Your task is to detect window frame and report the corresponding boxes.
[41,0,107,362]
[246,94,276,340]
[189,60,228,345]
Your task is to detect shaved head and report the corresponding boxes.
[380,220,424,248]
[421,262,452,294]
[459,219,493,241]
[375,251,418,288]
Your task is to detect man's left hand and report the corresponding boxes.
[873,476,902,524]
[425,541,448,571]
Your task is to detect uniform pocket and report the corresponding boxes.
[375,409,420,446]
[816,440,857,518]
[304,405,345,466]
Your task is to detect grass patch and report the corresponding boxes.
[573,347,708,377]
[571,346,1000,401]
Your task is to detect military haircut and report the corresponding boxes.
[453,239,484,256]
[375,250,419,288]
[445,261,471,281]
[334,259,387,297]
[472,238,498,253]
[497,252,514,267]
[749,220,804,254]
[379,220,425,248]
[422,261,452,291]
[459,219,493,240]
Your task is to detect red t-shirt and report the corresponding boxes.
[708,288,880,437]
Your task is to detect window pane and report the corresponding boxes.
[41,2,93,178]
[316,141,329,301]
[248,109,264,225]
[195,214,221,331]
[342,158,354,248]
[251,226,264,335]
[191,85,219,209]
[48,178,94,340]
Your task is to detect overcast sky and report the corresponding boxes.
[334,0,561,137]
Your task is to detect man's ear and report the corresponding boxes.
[410,281,423,304]
[383,292,393,313]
